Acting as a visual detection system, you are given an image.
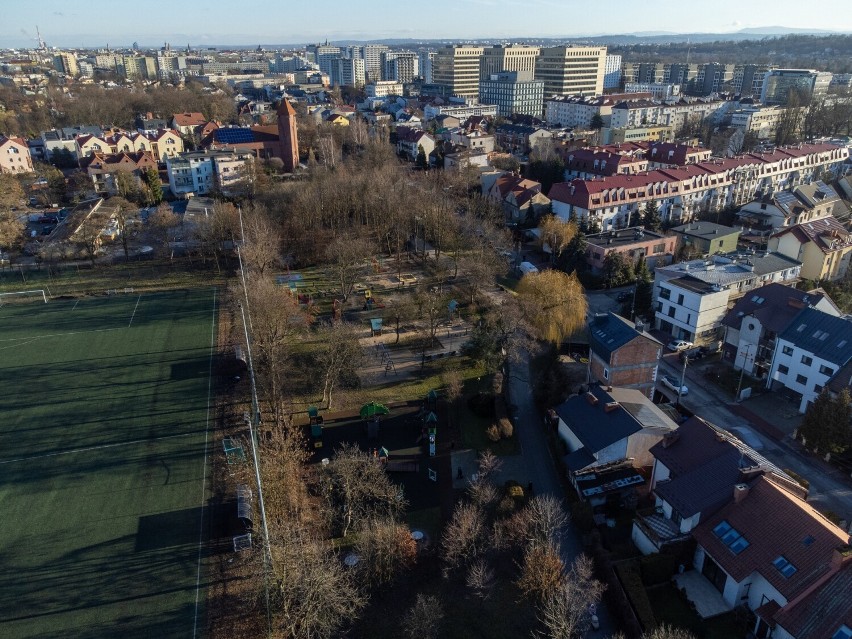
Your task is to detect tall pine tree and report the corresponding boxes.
[642,200,663,232]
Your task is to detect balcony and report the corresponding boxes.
[634,509,691,551]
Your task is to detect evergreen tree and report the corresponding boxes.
[415,144,428,170]
[800,388,852,455]
[590,114,604,130]
[602,252,635,288]
[143,167,163,205]
[632,257,654,320]
[559,231,588,275]
[642,200,663,233]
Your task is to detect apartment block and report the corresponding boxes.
[760,69,833,105]
[479,72,544,118]
[603,54,622,90]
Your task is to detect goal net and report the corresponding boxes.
[0,289,48,306]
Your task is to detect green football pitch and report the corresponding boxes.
[0,288,218,639]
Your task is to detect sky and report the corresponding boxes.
[3,0,852,48]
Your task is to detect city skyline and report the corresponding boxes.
[3,0,852,48]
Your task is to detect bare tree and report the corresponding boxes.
[414,286,449,348]
[316,321,363,410]
[467,450,503,510]
[517,544,565,602]
[402,594,444,639]
[148,203,180,258]
[240,204,281,276]
[441,502,487,577]
[644,626,698,639]
[325,235,372,301]
[107,197,138,261]
[0,174,24,210]
[271,527,367,639]
[0,210,25,262]
[534,555,604,639]
[354,518,417,588]
[524,495,569,550]
[75,214,105,265]
[194,202,240,272]
[466,558,496,600]
[316,443,406,538]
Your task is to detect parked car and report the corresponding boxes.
[662,375,689,396]
[667,340,694,352]
[616,290,633,302]
[679,346,705,363]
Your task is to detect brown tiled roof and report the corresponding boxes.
[772,560,852,639]
[82,151,157,173]
[692,475,850,602]
[172,112,206,127]
[721,283,830,332]
[770,217,852,255]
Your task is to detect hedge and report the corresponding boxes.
[614,560,657,633]
[639,554,677,586]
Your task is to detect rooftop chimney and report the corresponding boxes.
[661,431,680,448]
[585,392,599,406]
[733,483,750,504]
[604,401,620,413]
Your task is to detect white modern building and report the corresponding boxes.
[535,45,607,97]
[767,306,852,412]
[365,80,403,98]
[166,148,252,197]
[760,69,833,105]
[478,71,544,118]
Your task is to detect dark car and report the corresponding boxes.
[41,225,55,236]
[37,214,58,224]
[616,290,633,302]
[679,346,709,363]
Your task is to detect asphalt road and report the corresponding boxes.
[657,355,852,528]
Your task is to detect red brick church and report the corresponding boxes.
[200,99,299,172]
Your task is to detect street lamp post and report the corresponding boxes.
[677,353,688,406]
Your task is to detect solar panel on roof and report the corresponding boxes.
[216,128,254,144]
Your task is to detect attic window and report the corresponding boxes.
[813,330,828,340]
[839,341,848,348]
[832,625,852,639]
[796,324,807,332]
[712,520,750,555]
[802,535,815,547]
[773,556,798,578]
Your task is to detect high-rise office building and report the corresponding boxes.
[535,46,607,97]
[313,44,342,77]
[480,44,539,81]
[335,57,365,87]
[432,45,485,99]
[53,51,79,77]
[732,64,775,98]
[760,69,833,105]
[479,71,544,118]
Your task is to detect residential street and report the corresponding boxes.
[502,350,616,637]
[658,356,852,528]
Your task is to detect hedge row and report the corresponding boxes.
[614,560,657,633]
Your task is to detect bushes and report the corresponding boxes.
[639,554,677,586]
[615,560,657,633]
[468,391,495,418]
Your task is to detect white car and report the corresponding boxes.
[667,340,694,352]
[662,375,689,396]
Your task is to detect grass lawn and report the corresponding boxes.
[703,362,761,399]
[458,375,520,456]
[0,288,217,639]
[647,584,749,639]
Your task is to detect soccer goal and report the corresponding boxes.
[0,289,48,306]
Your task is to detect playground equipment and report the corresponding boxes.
[308,406,323,448]
[361,402,390,440]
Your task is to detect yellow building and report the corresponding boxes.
[606,125,673,144]
[432,45,485,99]
[769,217,852,281]
[534,46,607,96]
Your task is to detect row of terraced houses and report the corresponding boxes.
[549,143,850,230]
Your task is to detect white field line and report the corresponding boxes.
[193,288,217,639]
[0,431,196,465]
[72,300,80,311]
[128,294,142,327]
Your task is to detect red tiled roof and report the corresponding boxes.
[692,475,850,602]
[172,112,206,127]
[772,560,852,639]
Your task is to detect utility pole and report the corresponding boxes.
[735,343,755,402]
[677,354,688,406]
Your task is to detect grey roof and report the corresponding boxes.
[650,416,788,518]
[588,312,661,361]
[564,448,596,471]
[657,251,800,287]
[780,306,852,366]
[721,283,828,332]
[554,385,644,454]
[669,222,741,241]
[42,126,103,141]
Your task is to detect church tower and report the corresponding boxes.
[276,99,299,173]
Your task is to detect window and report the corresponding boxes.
[668,307,676,318]
[782,346,793,356]
[832,625,852,639]
[603,368,609,380]
[778,365,789,375]
[712,520,750,554]
[659,287,671,300]
[796,374,808,385]
[819,365,835,376]
[773,556,798,578]
[677,294,685,305]
[801,355,813,366]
